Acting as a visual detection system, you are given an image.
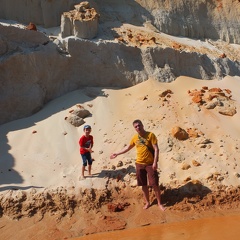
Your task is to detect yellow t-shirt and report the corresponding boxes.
[130,132,157,165]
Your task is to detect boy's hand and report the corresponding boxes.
[86,147,94,153]
[89,148,94,153]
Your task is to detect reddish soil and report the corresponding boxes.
[1,185,240,240]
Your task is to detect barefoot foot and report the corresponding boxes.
[158,204,166,211]
[143,202,150,209]
[79,176,86,180]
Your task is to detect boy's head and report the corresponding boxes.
[83,125,91,132]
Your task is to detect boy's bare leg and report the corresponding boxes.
[142,186,150,209]
[81,166,86,178]
[88,165,92,176]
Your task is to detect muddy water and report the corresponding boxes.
[73,214,240,240]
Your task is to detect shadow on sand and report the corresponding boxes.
[161,181,212,207]
[91,166,212,209]
[92,165,136,180]
[0,87,108,192]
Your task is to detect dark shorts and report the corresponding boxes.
[81,152,92,167]
[136,163,159,186]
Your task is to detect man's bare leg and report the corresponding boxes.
[142,185,150,209]
[153,185,165,211]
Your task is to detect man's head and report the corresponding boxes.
[133,119,144,134]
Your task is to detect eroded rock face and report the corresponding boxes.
[61,1,99,39]
[96,0,240,44]
[0,24,54,124]
[0,0,239,43]
[0,24,49,48]
[0,0,84,28]
[145,0,240,44]
[0,22,239,125]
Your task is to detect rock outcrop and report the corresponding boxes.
[0,0,239,43]
[0,0,79,28]
[188,86,237,116]
[66,104,91,127]
[61,1,99,39]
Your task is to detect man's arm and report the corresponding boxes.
[152,143,159,169]
[110,144,134,159]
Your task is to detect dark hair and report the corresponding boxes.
[132,119,143,125]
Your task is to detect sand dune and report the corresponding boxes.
[1,76,240,239]
[1,76,240,190]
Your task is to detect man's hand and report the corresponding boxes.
[152,162,158,170]
[110,153,117,159]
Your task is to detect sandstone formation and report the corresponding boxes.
[1,21,239,125]
[188,86,237,116]
[0,0,239,43]
[61,1,99,39]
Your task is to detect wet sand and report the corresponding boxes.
[73,214,240,240]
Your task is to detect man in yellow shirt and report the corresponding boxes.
[110,119,165,210]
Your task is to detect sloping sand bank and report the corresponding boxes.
[1,76,240,239]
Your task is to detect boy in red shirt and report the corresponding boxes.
[79,125,94,179]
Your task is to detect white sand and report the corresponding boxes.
[1,76,240,192]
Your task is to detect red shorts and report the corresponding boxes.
[136,163,159,186]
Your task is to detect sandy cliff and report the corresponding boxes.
[0,20,239,124]
[0,0,239,43]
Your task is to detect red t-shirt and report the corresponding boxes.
[79,135,94,154]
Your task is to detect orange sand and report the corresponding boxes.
[73,214,240,240]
